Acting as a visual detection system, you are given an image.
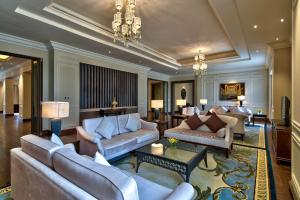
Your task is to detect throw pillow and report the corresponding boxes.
[95,117,115,139]
[178,120,191,129]
[185,114,204,130]
[125,114,141,132]
[216,128,226,138]
[205,114,227,133]
[50,134,76,151]
[94,151,110,166]
[205,111,213,116]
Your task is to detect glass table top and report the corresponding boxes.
[136,139,207,164]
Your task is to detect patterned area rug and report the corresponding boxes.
[0,187,11,200]
[0,126,271,200]
[114,126,271,200]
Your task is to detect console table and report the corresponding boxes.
[252,113,268,127]
[271,119,291,163]
[99,108,127,116]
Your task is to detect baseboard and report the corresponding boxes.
[290,174,300,200]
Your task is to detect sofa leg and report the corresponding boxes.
[225,149,229,158]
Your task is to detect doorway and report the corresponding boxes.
[147,79,168,119]
[0,51,43,188]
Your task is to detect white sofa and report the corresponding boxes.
[77,113,160,160]
[11,134,195,200]
[164,115,237,157]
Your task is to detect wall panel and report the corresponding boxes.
[80,63,138,109]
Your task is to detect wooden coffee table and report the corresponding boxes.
[135,139,207,182]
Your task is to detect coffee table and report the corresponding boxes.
[135,139,208,182]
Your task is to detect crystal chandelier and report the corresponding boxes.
[112,0,142,46]
[193,50,208,76]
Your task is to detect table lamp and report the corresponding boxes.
[42,101,69,136]
[151,100,164,121]
[237,95,245,107]
[200,99,208,111]
[176,99,186,114]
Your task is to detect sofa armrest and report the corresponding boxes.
[76,126,105,155]
[165,182,195,200]
[140,119,158,131]
[224,126,234,145]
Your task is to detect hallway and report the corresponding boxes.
[0,115,31,188]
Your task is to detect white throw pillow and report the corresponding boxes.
[51,134,64,146]
[95,117,115,139]
[216,128,226,138]
[94,151,110,166]
[125,114,141,132]
[50,134,76,151]
[178,120,191,129]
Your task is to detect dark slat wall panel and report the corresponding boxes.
[80,63,138,109]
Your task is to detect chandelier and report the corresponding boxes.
[112,0,142,46]
[193,50,208,76]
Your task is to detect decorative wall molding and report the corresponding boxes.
[50,41,151,73]
[290,174,300,200]
[148,70,171,81]
[0,32,48,51]
[15,7,179,70]
[292,120,300,133]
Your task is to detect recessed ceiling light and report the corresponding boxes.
[253,25,258,29]
[0,54,10,60]
[276,37,279,41]
[280,18,285,23]
[10,62,13,65]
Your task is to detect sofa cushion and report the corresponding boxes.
[21,134,62,168]
[118,113,141,134]
[216,128,226,138]
[82,117,103,138]
[53,148,139,200]
[185,114,204,130]
[205,114,227,133]
[123,171,172,200]
[125,114,141,132]
[101,134,137,157]
[128,129,158,143]
[95,117,116,139]
[94,151,110,166]
[50,134,76,151]
[164,128,227,148]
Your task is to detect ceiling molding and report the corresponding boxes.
[268,40,291,50]
[0,60,31,80]
[177,50,238,66]
[208,0,251,61]
[15,7,179,70]
[50,41,152,72]
[44,2,180,67]
[0,32,48,51]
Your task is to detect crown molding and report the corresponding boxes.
[50,41,151,72]
[15,7,179,70]
[268,40,291,50]
[0,32,48,51]
[44,3,180,67]
[148,70,171,81]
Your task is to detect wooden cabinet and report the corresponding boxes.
[271,119,291,163]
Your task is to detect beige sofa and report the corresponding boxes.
[11,134,195,200]
[77,113,160,160]
[164,115,237,157]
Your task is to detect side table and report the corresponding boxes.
[153,120,169,138]
[171,114,189,127]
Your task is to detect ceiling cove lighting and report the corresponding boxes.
[193,50,207,76]
[112,0,142,47]
[0,54,10,60]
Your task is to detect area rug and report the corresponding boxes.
[114,126,271,200]
[233,125,266,149]
[0,186,11,200]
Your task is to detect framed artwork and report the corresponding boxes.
[219,82,245,101]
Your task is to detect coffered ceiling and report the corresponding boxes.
[0,0,292,75]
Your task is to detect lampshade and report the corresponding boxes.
[237,95,246,101]
[151,100,164,109]
[200,99,208,105]
[41,101,69,119]
[176,99,186,106]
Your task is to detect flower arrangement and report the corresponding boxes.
[168,137,178,147]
